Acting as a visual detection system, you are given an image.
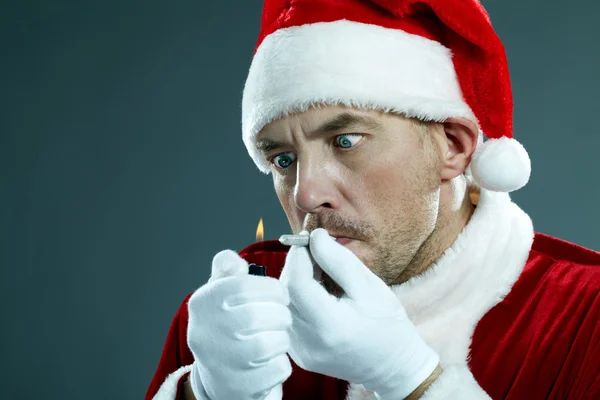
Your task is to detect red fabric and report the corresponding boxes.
[146,233,600,399]
[470,233,600,399]
[145,292,194,400]
[255,0,512,142]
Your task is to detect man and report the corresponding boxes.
[146,0,600,399]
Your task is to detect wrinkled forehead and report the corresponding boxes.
[257,105,372,138]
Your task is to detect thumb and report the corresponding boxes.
[310,229,390,304]
[208,249,249,282]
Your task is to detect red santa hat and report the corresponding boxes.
[241,0,531,193]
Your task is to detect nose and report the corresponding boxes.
[293,157,341,213]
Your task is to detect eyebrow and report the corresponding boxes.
[255,112,383,154]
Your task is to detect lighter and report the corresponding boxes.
[248,234,309,276]
[248,263,266,276]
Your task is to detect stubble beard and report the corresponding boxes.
[313,126,443,297]
[319,230,424,297]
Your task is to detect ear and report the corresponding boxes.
[439,117,479,181]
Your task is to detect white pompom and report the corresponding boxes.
[470,136,531,192]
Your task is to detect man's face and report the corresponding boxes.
[256,106,447,291]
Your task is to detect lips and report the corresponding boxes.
[303,228,358,244]
[334,236,354,245]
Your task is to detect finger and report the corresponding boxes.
[261,384,283,400]
[248,355,291,396]
[226,302,293,336]
[223,276,290,307]
[310,228,388,302]
[225,354,291,398]
[281,245,335,322]
[209,249,248,282]
[246,331,291,367]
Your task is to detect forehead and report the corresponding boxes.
[257,106,393,146]
[262,105,381,134]
[254,106,390,154]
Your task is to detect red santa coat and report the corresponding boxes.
[146,191,600,399]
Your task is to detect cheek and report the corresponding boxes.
[361,149,441,228]
[362,153,417,200]
[362,165,414,213]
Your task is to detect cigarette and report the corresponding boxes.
[279,234,310,247]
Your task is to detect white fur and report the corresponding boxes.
[154,191,534,400]
[471,137,531,193]
[152,363,283,400]
[152,364,193,400]
[417,365,491,399]
[347,366,488,400]
[346,188,534,399]
[242,20,476,174]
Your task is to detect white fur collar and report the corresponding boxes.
[347,189,534,399]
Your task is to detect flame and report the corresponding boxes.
[255,218,264,242]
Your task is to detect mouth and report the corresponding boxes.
[301,228,360,245]
[332,236,355,245]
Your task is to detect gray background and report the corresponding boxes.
[1,0,599,399]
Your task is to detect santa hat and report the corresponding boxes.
[241,0,531,193]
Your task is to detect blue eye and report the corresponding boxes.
[272,152,296,169]
[335,134,363,149]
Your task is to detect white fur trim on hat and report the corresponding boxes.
[242,19,476,174]
[470,137,531,192]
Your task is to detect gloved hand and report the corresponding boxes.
[280,229,440,400]
[187,250,293,400]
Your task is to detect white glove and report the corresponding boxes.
[280,229,440,400]
[187,250,293,400]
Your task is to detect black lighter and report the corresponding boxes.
[248,263,266,276]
